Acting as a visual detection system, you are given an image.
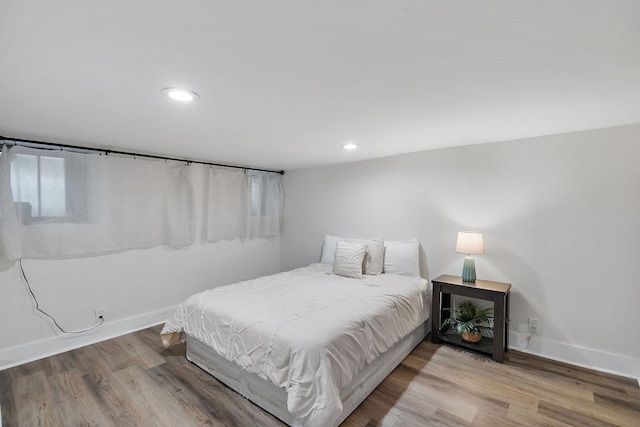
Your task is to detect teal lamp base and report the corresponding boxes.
[461,256,476,282]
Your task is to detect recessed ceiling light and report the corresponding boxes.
[342,143,358,150]
[161,87,200,102]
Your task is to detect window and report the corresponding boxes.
[7,151,93,224]
[249,171,283,238]
[10,153,67,223]
[205,168,283,242]
[0,145,195,260]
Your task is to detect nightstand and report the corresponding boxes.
[431,274,511,362]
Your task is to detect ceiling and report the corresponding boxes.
[1,1,639,171]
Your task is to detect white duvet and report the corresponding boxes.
[161,263,429,427]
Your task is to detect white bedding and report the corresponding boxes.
[161,263,430,427]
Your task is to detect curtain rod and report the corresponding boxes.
[0,135,285,175]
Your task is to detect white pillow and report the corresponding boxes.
[359,238,384,275]
[333,241,367,279]
[384,238,420,277]
[320,234,384,275]
[320,234,341,264]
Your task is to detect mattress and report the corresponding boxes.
[161,263,430,427]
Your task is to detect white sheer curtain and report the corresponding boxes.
[205,168,283,242]
[0,145,195,259]
[249,171,283,239]
[205,168,250,241]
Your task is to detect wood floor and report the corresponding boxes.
[1,326,638,426]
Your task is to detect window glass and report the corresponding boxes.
[10,153,66,221]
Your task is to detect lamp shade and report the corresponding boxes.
[455,231,484,255]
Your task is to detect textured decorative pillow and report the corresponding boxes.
[333,241,368,279]
[358,238,384,275]
[321,234,385,275]
[384,238,420,277]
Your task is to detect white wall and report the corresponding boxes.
[0,164,281,370]
[280,124,640,379]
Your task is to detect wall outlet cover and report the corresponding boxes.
[528,318,541,333]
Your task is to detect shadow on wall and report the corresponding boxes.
[485,238,593,367]
[419,244,430,282]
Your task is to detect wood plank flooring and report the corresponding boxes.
[1,325,638,426]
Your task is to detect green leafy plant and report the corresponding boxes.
[441,300,494,337]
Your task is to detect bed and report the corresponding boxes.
[161,236,431,427]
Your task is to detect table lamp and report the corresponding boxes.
[455,231,484,282]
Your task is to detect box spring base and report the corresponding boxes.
[186,321,430,426]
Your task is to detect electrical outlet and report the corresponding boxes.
[528,317,540,333]
[95,308,104,323]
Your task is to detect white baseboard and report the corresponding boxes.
[509,331,640,382]
[3,315,638,387]
[0,305,178,371]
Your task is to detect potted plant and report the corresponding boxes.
[441,300,494,343]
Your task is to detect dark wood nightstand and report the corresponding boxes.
[431,274,511,362]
